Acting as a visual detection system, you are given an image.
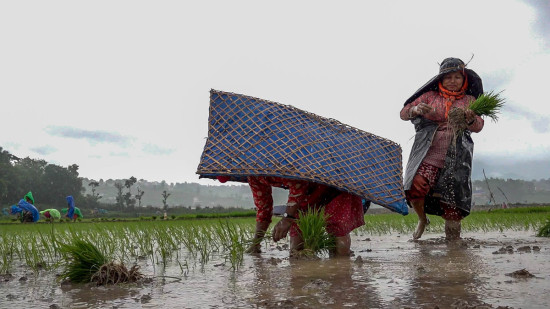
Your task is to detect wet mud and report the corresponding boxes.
[1,230,549,308]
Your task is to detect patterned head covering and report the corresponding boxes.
[404,57,483,106]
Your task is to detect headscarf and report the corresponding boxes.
[24,191,35,204]
[403,57,483,106]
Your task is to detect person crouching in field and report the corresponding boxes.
[10,192,39,223]
[63,195,83,222]
[243,175,365,256]
[40,209,61,222]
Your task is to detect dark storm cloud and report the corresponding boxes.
[30,145,57,156]
[45,126,134,147]
[523,0,550,47]
[142,144,175,155]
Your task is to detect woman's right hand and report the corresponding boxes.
[410,103,432,117]
[272,218,293,242]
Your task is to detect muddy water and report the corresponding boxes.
[1,230,549,308]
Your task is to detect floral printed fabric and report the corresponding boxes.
[248,176,364,237]
[406,162,440,201]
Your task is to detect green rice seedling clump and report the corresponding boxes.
[537,218,550,237]
[60,240,108,283]
[296,208,335,257]
[468,90,505,121]
[60,239,144,285]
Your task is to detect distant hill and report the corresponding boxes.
[81,156,550,209]
[473,157,550,181]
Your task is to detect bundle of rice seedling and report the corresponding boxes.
[91,262,144,285]
[294,208,335,257]
[468,90,505,122]
[59,240,108,283]
[448,90,505,136]
[60,240,143,285]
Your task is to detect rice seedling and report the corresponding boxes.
[448,90,505,141]
[59,239,143,285]
[536,218,550,237]
[59,239,109,283]
[468,90,505,122]
[295,208,335,257]
[217,220,247,269]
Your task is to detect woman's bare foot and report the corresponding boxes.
[413,217,430,240]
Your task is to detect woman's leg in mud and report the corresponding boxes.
[335,234,352,256]
[247,221,270,253]
[445,220,462,240]
[442,206,463,241]
[411,199,429,240]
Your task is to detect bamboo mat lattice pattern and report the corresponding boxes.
[196,89,408,214]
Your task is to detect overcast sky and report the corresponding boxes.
[1,0,549,184]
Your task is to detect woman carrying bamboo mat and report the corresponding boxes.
[400,57,484,240]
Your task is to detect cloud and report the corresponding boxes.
[504,104,550,133]
[473,154,550,181]
[45,126,134,147]
[523,0,550,47]
[142,144,176,156]
[481,70,513,93]
[30,145,57,156]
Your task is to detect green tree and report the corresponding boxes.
[0,147,19,205]
[161,190,171,211]
[88,180,101,200]
[41,163,83,205]
[135,186,145,207]
[124,176,137,208]
[114,182,124,209]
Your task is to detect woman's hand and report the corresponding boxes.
[465,109,476,125]
[410,103,432,118]
[272,218,293,242]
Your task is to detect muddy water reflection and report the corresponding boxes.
[248,256,384,308]
[1,231,549,308]
[404,240,485,307]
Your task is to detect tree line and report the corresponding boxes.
[2,146,549,215]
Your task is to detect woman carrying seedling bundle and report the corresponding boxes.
[400,57,501,240]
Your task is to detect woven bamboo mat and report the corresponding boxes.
[197,89,408,215]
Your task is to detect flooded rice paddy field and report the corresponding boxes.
[1,229,549,309]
